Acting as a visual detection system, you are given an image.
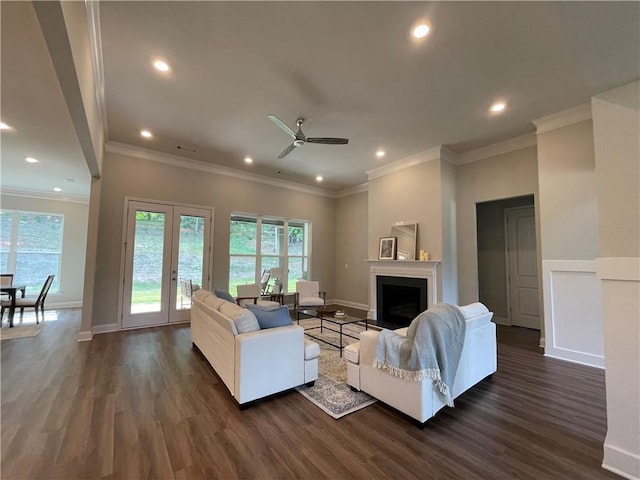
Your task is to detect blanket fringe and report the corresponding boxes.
[373,360,455,407]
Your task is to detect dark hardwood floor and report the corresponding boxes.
[1,309,618,479]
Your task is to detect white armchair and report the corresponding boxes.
[236,283,281,307]
[294,280,326,312]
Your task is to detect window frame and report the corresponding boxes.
[0,209,64,294]
[229,213,311,294]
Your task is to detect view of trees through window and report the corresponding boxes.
[0,210,63,293]
[229,214,309,296]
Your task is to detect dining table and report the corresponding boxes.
[1,284,27,328]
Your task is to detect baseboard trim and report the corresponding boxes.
[544,351,605,369]
[602,443,640,480]
[330,299,369,312]
[77,330,93,342]
[48,301,82,309]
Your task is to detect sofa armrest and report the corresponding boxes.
[234,325,305,404]
[359,329,381,367]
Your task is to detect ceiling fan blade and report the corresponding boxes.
[268,114,296,138]
[306,137,349,145]
[277,143,298,159]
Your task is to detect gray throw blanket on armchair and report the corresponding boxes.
[374,303,466,407]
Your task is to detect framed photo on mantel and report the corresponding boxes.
[379,237,397,260]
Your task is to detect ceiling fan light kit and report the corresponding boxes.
[268,114,349,159]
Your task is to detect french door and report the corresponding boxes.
[122,200,212,329]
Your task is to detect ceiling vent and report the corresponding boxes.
[176,145,198,153]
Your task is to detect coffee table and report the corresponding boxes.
[297,309,368,357]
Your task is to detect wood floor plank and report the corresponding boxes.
[1,308,619,479]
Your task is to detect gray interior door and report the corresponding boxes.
[506,206,540,329]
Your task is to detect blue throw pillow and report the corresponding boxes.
[245,304,293,329]
[214,289,235,303]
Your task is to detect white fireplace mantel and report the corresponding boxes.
[365,260,441,320]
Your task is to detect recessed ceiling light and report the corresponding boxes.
[0,122,11,130]
[25,156,39,163]
[412,24,430,39]
[153,59,170,72]
[315,175,324,182]
[490,102,507,113]
[53,187,62,192]
[140,129,153,138]
[244,156,253,164]
[376,150,386,158]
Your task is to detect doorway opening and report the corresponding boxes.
[476,195,540,330]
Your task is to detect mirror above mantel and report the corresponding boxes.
[390,222,418,260]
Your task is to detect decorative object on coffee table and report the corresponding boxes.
[315,307,337,317]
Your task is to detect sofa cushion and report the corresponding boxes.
[204,295,226,310]
[234,309,261,333]
[193,289,212,301]
[245,304,293,329]
[219,301,260,333]
[214,289,235,303]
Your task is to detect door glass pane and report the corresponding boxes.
[176,215,205,310]
[131,211,165,313]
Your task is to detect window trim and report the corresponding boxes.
[229,212,311,292]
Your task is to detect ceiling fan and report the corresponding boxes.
[268,114,349,159]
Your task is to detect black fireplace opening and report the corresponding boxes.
[376,275,427,329]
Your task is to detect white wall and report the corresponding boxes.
[593,81,640,480]
[456,146,539,306]
[536,117,604,367]
[0,193,89,307]
[89,149,336,329]
[334,191,368,309]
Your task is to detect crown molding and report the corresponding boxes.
[0,186,89,203]
[86,0,108,141]
[334,182,368,198]
[453,133,537,165]
[532,103,592,134]
[105,142,336,198]
[367,145,442,181]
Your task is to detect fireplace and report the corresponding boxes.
[367,260,440,325]
[376,275,427,328]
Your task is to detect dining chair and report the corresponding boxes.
[1,274,13,300]
[0,274,55,324]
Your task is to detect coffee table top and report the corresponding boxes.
[298,308,365,325]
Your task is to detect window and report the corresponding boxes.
[0,210,63,293]
[229,214,310,295]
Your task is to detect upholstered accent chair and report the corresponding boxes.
[293,280,326,312]
[236,283,281,308]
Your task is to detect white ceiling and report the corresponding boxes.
[2,1,639,197]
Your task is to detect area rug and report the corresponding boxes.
[0,323,44,340]
[296,318,377,419]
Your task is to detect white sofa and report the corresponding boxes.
[345,302,497,424]
[191,289,319,406]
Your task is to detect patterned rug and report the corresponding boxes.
[295,318,377,419]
